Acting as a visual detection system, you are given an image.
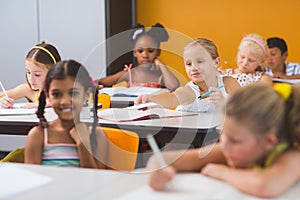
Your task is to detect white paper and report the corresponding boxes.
[0,165,52,199]
[98,107,197,122]
[272,78,300,85]
[116,174,267,200]
[0,108,36,116]
[100,86,170,97]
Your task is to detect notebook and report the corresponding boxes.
[272,78,300,85]
[98,105,197,122]
[0,108,36,116]
[100,86,170,97]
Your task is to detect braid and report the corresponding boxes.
[90,84,99,154]
[35,90,47,128]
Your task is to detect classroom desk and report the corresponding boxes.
[2,163,299,200]
[110,96,136,108]
[0,108,220,167]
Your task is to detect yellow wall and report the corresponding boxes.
[136,0,300,84]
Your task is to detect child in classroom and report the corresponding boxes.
[222,33,272,86]
[134,38,240,113]
[97,23,180,91]
[147,83,300,198]
[266,37,300,79]
[0,42,61,108]
[25,59,107,168]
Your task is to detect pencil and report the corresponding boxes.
[198,84,225,99]
[147,134,167,168]
[0,81,8,97]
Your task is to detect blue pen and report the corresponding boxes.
[198,84,225,99]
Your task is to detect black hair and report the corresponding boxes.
[36,59,99,154]
[267,37,288,54]
[131,22,169,48]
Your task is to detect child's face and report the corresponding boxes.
[237,47,263,73]
[220,116,272,168]
[133,35,160,66]
[25,59,48,90]
[183,45,218,85]
[47,76,89,121]
[267,47,287,71]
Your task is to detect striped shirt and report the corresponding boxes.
[266,62,300,77]
[42,128,80,167]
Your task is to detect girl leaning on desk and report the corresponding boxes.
[96,22,179,91]
[0,42,61,108]
[147,83,300,198]
[25,59,108,169]
[135,38,240,113]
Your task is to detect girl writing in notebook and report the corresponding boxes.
[135,38,240,113]
[221,33,272,86]
[0,42,61,108]
[25,60,107,168]
[147,83,300,198]
[97,23,179,91]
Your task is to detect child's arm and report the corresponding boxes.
[96,70,127,87]
[147,144,226,191]
[0,83,33,108]
[201,150,300,198]
[24,126,44,164]
[70,123,101,169]
[154,58,179,91]
[260,74,273,85]
[134,86,195,108]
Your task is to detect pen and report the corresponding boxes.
[198,84,225,99]
[147,134,167,169]
[0,81,8,98]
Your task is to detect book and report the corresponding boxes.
[272,78,300,85]
[100,86,170,97]
[0,108,36,116]
[98,104,197,122]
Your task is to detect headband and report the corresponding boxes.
[242,36,266,55]
[32,46,57,64]
[273,83,292,101]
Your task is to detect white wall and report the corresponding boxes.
[0,0,106,100]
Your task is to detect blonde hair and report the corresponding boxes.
[238,33,267,71]
[183,38,219,60]
[226,83,300,148]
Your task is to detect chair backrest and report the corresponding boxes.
[97,127,139,171]
[0,148,24,163]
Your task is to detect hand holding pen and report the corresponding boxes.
[147,135,175,191]
[198,84,224,99]
[0,81,14,108]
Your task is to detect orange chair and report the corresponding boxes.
[98,127,139,171]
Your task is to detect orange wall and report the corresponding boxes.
[136,0,300,84]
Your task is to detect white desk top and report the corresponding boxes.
[2,163,299,200]
[0,107,221,130]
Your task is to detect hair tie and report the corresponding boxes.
[32,46,57,64]
[242,36,266,55]
[132,28,144,40]
[89,76,97,87]
[274,83,292,100]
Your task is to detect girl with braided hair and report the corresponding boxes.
[25,60,107,168]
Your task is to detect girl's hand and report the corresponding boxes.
[148,166,176,191]
[0,96,14,108]
[201,163,228,180]
[150,58,164,71]
[209,87,225,109]
[69,122,89,145]
[134,94,153,105]
[20,102,38,109]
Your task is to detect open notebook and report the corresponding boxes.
[100,86,170,97]
[98,103,197,122]
[0,108,36,116]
